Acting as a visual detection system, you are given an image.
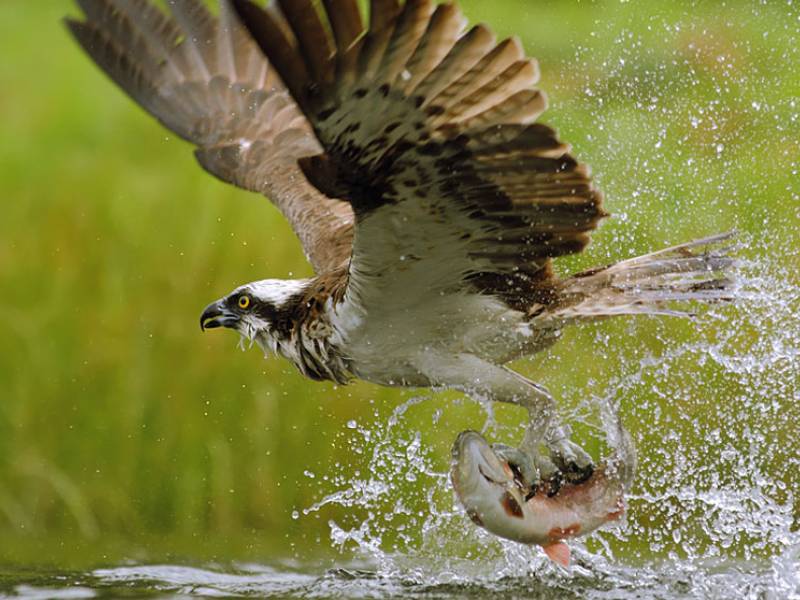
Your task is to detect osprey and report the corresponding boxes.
[67,0,734,496]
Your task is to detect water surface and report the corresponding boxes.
[2,551,799,599]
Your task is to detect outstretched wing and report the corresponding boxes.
[233,0,606,316]
[66,0,354,274]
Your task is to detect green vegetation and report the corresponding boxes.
[0,0,797,568]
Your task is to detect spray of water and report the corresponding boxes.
[283,3,800,592]
[295,250,798,595]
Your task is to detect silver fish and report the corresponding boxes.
[451,418,636,566]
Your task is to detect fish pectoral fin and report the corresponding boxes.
[542,542,571,567]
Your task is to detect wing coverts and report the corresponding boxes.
[233,0,606,307]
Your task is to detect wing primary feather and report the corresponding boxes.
[429,36,523,114]
[217,0,244,81]
[335,34,365,91]
[375,0,434,85]
[322,0,364,52]
[165,0,217,80]
[440,60,542,126]
[65,18,161,115]
[245,49,270,89]
[74,0,163,82]
[369,0,402,32]
[358,1,403,81]
[414,24,495,106]
[401,3,465,94]
[231,0,312,107]
[277,0,335,85]
[456,89,547,130]
[102,0,185,79]
[465,122,565,154]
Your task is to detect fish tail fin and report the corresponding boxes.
[543,542,571,567]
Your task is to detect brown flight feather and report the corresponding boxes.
[232,0,606,312]
[68,0,354,274]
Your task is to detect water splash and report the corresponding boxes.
[289,250,799,595]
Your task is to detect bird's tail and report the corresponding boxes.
[538,232,737,324]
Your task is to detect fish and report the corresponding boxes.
[451,415,636,567]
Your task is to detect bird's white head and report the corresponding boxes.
[200,278,310,350]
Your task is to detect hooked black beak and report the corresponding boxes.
[200,301,238,331]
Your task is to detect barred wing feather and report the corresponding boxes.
[66,0,354,274]
[233,0,607,314]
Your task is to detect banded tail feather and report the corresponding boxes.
[542,232,738,322]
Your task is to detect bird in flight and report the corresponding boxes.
[67,0,734,507]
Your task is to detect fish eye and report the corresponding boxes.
[238,295,251,309]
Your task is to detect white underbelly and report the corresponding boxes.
[331,293,550,386]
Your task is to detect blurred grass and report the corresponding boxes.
[0,0,798,567]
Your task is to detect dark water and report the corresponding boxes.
[1,555,798,599]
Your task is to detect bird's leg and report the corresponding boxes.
[416,353,594,493]
[500,369,594,490]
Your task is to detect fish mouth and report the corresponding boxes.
[452,431,512,489]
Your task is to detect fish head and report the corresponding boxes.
[451,431,534,536]
[451,430,513,495]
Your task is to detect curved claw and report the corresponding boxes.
[549,438,595,485]
[561,460,595,485]
[491,443,539,490]
[543,470,564,497]
[490,444,570,499]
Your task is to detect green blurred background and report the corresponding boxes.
[0,0,798,568]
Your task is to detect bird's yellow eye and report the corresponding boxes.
[238,295,251,309]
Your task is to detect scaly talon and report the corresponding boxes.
[491,443,539,492]
[548,436,595,485]
[535,469,563,497]
[490,442,576,498]
[562,460,594,485]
